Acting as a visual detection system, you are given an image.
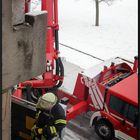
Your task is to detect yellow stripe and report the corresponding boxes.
[55,119,67,124]
[55,120,66,124]
[50,126,54,134]
[55,119,66,123]
[49,126,57,134]
[52,126,57,134]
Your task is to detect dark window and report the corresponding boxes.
[109,95,138,124]
[123,103,129,117]
[127,105,138,122]
[109,95,124,115]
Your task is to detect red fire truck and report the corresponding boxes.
[70,57,138,140]
[11,0,138,140]
[12,56,138,140]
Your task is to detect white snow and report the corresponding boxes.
[30,0,138,69]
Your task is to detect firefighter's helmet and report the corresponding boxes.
[36,92,57,110]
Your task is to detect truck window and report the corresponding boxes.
[109,95,124,115]
[109,95,138,125]
[127,105,138,122]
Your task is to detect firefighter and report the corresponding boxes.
[31,92,67,140]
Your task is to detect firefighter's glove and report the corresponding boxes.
[43,125,57,137]
[34,128,43,136]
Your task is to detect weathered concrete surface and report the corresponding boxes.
[2,0,47,91]
[2,90,11,140]
[12,0,25,25]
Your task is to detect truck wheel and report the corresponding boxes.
[95,119,114,140]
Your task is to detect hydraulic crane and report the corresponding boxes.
[25,0,64,89]
[14,0,64,101]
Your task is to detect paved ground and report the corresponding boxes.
[64,112,102,140]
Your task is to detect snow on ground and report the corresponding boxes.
[30,0,138,69]
[58,0,138,69]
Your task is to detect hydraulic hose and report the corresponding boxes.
[54,30,64,88]
[55,57,64,88]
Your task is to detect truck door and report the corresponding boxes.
[108,95,138,140]
[120,103,138,140]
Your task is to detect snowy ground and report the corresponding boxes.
[58,0,138,69]
[30,0,138,69]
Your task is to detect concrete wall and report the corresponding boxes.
[2,0,48,91]
[2,90,11,140]
[2,0,48,139]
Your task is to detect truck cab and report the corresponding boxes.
[105,73,138,140]
[87,58,138,140]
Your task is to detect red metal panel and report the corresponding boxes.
[100,111,121,129]
[54,0,59,29]
[66,101,88,121]
[13,88,22,98]
[57,89,80,105]
[108,73,138,106]
[42,0,53,26]
[73,73,89,100]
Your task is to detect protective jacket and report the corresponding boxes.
[31,103,66,140]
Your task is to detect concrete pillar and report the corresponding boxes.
[2,90,11,140]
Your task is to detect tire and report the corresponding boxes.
[95,119,114,140]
